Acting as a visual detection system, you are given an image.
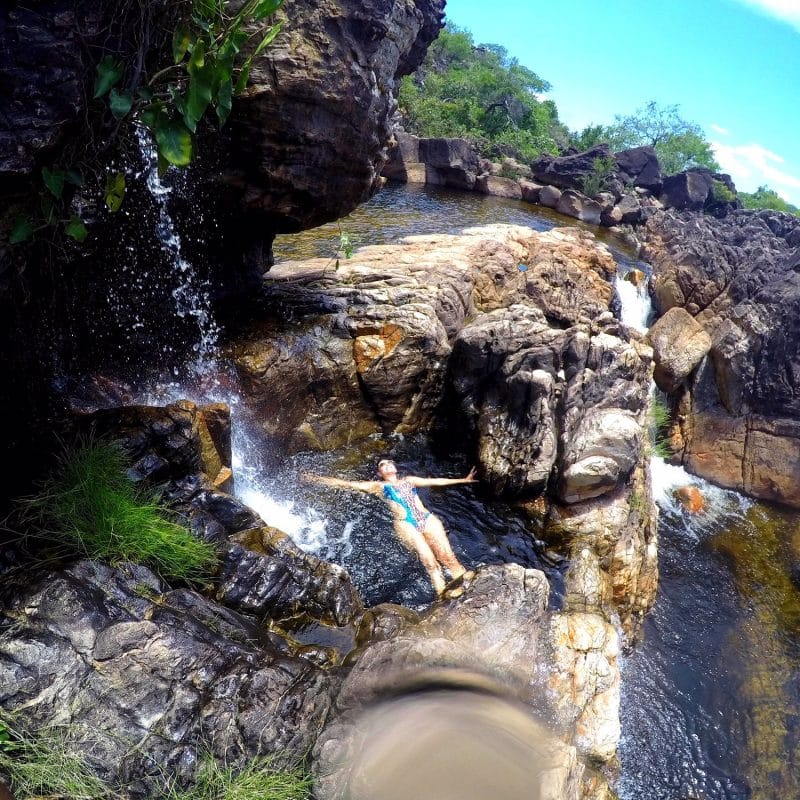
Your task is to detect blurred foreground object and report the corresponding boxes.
[316,670,566,800]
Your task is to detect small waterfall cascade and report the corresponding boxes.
[135,128,220,379]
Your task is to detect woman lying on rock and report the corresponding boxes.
[304,458,477,598]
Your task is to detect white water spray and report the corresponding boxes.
[136,128,220,375]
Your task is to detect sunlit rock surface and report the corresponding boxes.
[0,561,336,794]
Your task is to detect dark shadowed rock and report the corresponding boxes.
[418,137,480,190]
[0,561,337,794]
[613,146,662,192]
[531,145,613,192]
[640,207,800,506]
[659,169,720,211]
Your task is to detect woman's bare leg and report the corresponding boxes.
[422,515,466,579]
[393,521,447,595]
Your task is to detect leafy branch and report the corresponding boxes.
[6,0,284,246]
[95,0,284,169]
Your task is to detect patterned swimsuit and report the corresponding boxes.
[383,480,431,531]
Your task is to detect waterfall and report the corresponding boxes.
[135,128,220,379]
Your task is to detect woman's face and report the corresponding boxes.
[377,459,397,479]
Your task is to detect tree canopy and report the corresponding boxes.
[739,185,800,215]
[398,24,568,161]
[572,101,720,176]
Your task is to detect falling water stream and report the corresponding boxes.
[133,178,799,797]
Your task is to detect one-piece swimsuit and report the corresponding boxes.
[383,480,431,531]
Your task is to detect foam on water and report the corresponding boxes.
[615,275,652,333]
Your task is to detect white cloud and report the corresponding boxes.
[732,0,800,33]
[710,123,731,136]
[712,139,800,203]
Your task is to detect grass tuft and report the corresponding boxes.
[168,755,311,800]
[14,437,217,583]
[0,712,111,800]
[648,395,673,459]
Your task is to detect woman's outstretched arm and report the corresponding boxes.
[302,474,383,494]
[407,467,478,488]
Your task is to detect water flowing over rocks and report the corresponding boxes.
[229,224,656,641]
[81,400,364,628]
[638,208,800,507]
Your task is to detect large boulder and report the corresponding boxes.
[0,561,337,794]
[647,306,712,392]
[314,564,617,799]
[418,137,480,190]
[613,146,662,192]
[532,145,614,192]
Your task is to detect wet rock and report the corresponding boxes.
[475,174,523,199]
[639,207,800,506]
[82,402,365,626]
[556,189,602,225]
[647,306,712,392]
[519,179,544,203]
[418,137,480,190]
[673,485,705,513]
[0,561,337,793]
[538,184,563,208]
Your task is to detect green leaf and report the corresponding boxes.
[172,23,193,63]
[215,78,232,127]
[234,56,253,95]
[192,0,218,22]
[105,172,126,212]
[42,166,65,199]
[109,89,133,120]
[252,0,283,21]
[93,55,124,99]
[137,86,153,102]
[184,69,214,133]
[9,216,34,244]
[188,37,206,71]
[140,100,167,130]
[154,120,193,166]
[253,22,282,57]
[65,216,88,242]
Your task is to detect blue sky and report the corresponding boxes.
[443,0,800,204]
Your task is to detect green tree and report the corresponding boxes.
[605,101,720,175]
[739,185,800,215]
[569,124,611,152]
[398,24,567,161]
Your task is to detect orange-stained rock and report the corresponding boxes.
[624,268,646,287]
[674,485,705,513]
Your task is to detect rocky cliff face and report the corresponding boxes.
[638,208,800,506]
[0,0,445,501]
